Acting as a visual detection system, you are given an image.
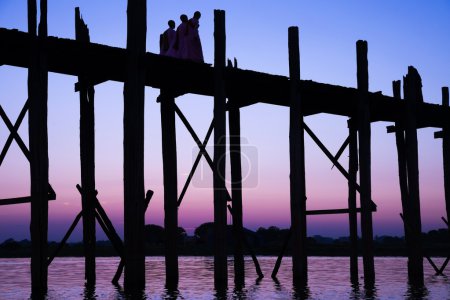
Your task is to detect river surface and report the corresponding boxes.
[0,256,449,299]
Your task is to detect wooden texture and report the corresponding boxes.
[403,66,424,285]
[213,9,227,289]
[160,96,179,286]
[356,40,375,286]
[28,0,49,293]
[288,26,307,286]
[123,0,146,291]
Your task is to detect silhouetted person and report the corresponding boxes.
[175,14,189,59]
[160,20,177,57]
[187,11,204,62]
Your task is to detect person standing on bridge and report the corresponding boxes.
[159,20,177,57]
[174,14,189,59]
[186,11,204,63]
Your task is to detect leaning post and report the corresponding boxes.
[392,80,411,254]
[288,26,308,286]
[356,40,375,286]
[213,9,228,290]
[28,0,49,294]
[123,0,146,291]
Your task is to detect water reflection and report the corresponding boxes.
[4,257,450,299]
[405,283,428,300]
[362,282,378,300]
[292,283,310,300]
[83,283,97,300]
[163,284,182,300]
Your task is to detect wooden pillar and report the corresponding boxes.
[123,0,146,291]
[403,66,424,285]
[392,80,411,252]
[28,0,49,293]
[347,119,358,283]
[76,7,96,286]
[160,95,178,286]
[229,101,245,286]
[213,9,227,289]
[441,87,450,227]
[288,26,307,286]
[356,40,375,286]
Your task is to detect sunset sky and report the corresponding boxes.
[1,1,450,242]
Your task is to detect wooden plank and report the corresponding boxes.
[1,28,449,128]
[28,0,49,293]
[288,26,307,286]
[403,66,424,285]
[160,95,178,286]
[213,9,227,290]
[347,119,358,283]
[356,40,375,286]
[228,101,245,286]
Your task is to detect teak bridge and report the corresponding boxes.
[1,0,450,294]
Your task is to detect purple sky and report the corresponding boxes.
[1,1,450,241]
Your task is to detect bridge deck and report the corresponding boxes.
[1,28,448,128]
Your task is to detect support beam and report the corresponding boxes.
[403,66,424,286]
[356,40,375,286]
[441,87,450,240]
[213,9,227,290]
[288,26,307,286]
[348,119,358,283]
[392,80,412,264]
[76,7,96,286]
[123,0,146,290]
[160,95,179,286]
[228,100,245,286]
[28,0,49,294]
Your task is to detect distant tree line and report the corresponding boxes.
[0,223,448,257]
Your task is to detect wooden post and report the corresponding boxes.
[160,95,179,287]
[229,100,245,286]
[441,87,450,231]
[392,80,411,255]
[75,7,96,286]
[288,26,307,286]
[213,9,227,289]
[28,0,49,294]
[347,118,358,283]
[123,0,146,291]
[403,66,424,285]
[356,40,375,286]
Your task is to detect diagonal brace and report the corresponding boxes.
[0,101,30,164]
[174,104,232,201]
[178,118,214,206]
[303,122,377,210]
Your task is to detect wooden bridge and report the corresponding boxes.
[1,0,449,295]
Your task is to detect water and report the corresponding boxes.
[0,257,449,299]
